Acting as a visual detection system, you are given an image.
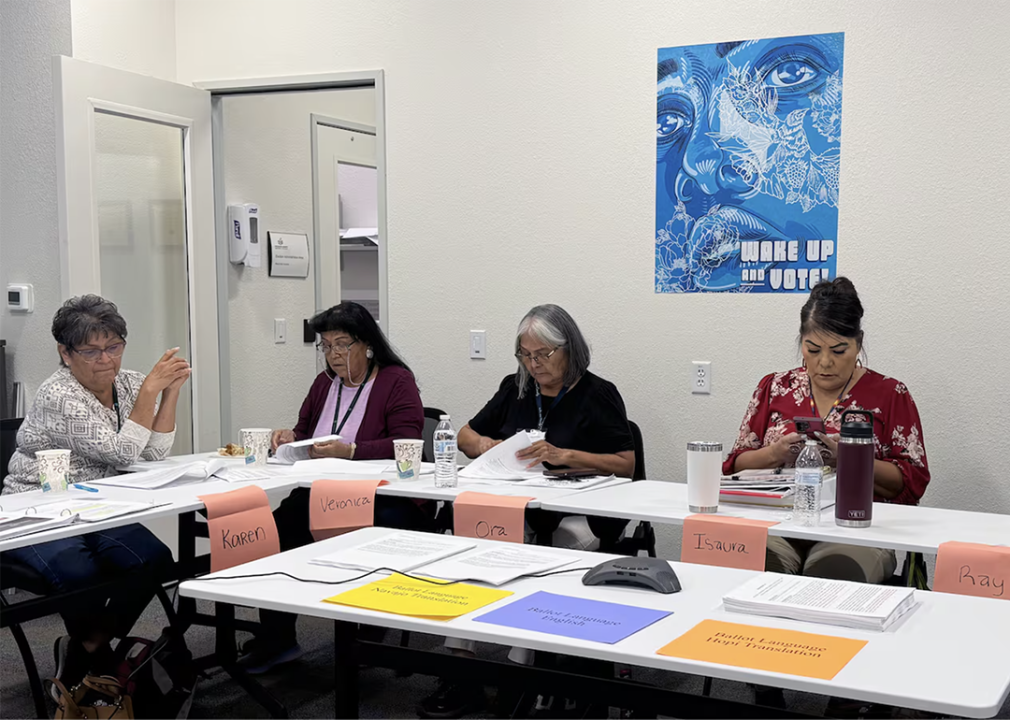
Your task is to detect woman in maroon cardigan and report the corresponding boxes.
[242,302,428,674]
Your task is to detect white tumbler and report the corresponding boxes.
[687,441,723,513]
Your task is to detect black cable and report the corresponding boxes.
[185,564,596,588]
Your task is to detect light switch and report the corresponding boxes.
[470,330,486,359]
[274,318,287,344]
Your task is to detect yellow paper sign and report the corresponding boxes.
[657,620,867,680]
[323,574,512,620]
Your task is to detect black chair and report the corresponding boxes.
[1,417,22,484]
[612,420,657,557]
[421,406,447,464]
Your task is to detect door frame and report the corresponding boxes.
[195,72,387,443]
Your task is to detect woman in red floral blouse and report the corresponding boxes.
[725,277,930,582]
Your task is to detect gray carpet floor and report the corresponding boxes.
[2,590,1007,719]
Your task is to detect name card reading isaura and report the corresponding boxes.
[453,492,532,544]
[934,541,1009,600]
[657,619,867,680]
[198,485,280,572]
[679,515,778,571]
[309,478,388,541]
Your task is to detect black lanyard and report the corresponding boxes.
[331,362,373,436]
[535,383,568,432]
[112,384,122,432]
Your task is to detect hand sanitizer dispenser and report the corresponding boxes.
[227,203,261,267]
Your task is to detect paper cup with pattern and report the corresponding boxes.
[393,439,425,482]
[240,428,272,467]
[37,449,71,493]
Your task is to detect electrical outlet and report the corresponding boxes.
[470,330,486,359]
[692,361,711,395]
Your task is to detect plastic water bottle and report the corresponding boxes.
[793,440,823,527]
[433,414,458,488]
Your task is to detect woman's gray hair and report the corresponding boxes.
[514,304,591,397]
[52,295,128,366]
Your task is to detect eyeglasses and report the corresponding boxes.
[515,348,558,365]
[316,340,357,356]
[72,342,126,363]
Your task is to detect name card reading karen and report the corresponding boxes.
[657,619,867,680]
[453,492,532,544]
[679,515,778,571]
[309,478,389,541]
[198,485,280,572]
[934,541,1009,600]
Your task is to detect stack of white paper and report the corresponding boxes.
[723,573,916,631]
[420,545,577,586]
[458,432,545,481]
[273,435,341,464]
[518,474,615,490]
[0,512,80,540]
[310,531,476,573]
[92,458,249,489]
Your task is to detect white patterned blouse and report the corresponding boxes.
[3,367,176,494]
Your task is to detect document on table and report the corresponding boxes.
[458,431,545,481]
[27,498,165,523]
[91,458,239,489]
[292,458,388,475]
[273,435,341,464]
[517,474,616,490]
[723,573,917,631]
[420,545,578,586]
[0,512,80,540]
[310,531,477,573]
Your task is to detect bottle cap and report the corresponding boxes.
[686,441,722,452]
[439,414,450,420]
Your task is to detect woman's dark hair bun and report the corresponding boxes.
[800,276,864,342]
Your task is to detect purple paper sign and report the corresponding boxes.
[473,591,671,644]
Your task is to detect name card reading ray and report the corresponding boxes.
[934,541,1010,600]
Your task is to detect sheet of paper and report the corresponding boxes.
[0,512,80,540]
[309,478,388,541]
[679,514,778,571]
[475,591,671,642]
[420,545,577,586]
[274,435,342,464]
[27,497,160,522]
[518,474,615,490]
[657,619,867,680]
[934,541,1009,600]
[198,485,280,573]
[323,573,512,619]
[310,531,476,573]
[213,466,273,483]
[458,431,545,481]
[292,457,387,475]
[453,492,531,544]
[91,458,227,489]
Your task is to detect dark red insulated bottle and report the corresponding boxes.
[835,409,875,528]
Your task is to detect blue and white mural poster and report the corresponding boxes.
[656,33,844,293]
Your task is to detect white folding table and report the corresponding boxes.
[180,527,1010,719]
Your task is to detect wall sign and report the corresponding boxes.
[268,231,310,278]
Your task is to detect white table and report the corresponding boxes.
[539,480,1010,554]
[180,527,1010,719]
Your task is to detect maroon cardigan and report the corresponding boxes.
[292,365,423,460]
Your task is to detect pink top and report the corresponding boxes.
[311,375,375,443]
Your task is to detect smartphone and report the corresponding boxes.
[793,417,825,439]
[543,468,600,479]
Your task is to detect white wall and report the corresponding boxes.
[0,0,73,405]
[71,0,177,81]
[220,89,376,438]
[173,0,1010,551]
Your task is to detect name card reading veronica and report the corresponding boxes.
[309,479,388,541]
[198,485,280,572]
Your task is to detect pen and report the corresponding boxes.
[73,484,99,493]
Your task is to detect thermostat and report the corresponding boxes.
[7,284,33,313]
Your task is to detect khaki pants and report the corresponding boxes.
[766,536,896,583]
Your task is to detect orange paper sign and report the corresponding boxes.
[453,492,532,544]
[198,485,280,573]
[680,515,778,571]
[309,478,389,541]
[934,541,1009,600]
[657,619,867,680]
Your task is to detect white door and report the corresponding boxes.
[54,56,220,452]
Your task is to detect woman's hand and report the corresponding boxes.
[166,368,191,393]
[272,429,295,451]
[516,440,572,469]
[143,348,191,395]
[308,438,353,459]
[477,436,503,455]
[769,432,804,466]
[815,432,840,467]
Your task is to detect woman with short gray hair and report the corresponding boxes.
[3,294,186,690]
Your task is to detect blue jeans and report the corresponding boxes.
[4,523,173,639]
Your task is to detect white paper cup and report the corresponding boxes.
[240,428,272,467]
[687,441,722,513]
[393,439,425,482]
[37,449,71,493]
